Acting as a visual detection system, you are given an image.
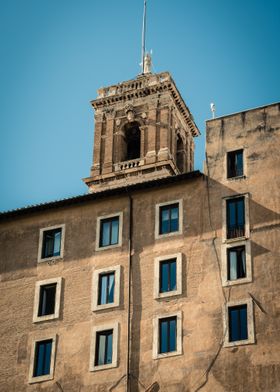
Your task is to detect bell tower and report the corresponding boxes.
[83,71,200,191]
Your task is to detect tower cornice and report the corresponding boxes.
[90,72,200,137]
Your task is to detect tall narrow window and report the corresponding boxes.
[42,228,62,259]
[226,197,245,239]
[95,330,113,366]
[159,316,177,354]
[176,135,184,173]
[159,203,179,235]
[33,278,62,323]
[160,259,177,293]
[228,305,248,342]
[38,284,57,317]
[100,217,119,247]
[227,246,246,280]
[33,339,53,377]
[98,272,115,305]
[227,150,243,178]
[124,122,141,161]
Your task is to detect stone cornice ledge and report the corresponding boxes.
[90,72,200,137]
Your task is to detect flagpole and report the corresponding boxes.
[141,0,147,73]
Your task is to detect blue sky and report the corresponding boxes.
[0,0,279,212]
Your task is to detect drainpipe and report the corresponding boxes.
[126,193,133,392]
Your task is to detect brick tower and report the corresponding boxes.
[83,71,200,191]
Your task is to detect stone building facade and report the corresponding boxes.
[0,70,280,392]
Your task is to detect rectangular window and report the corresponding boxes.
[159,203,179,235]
[42,228,62,259]
[99,217,119,247]
[159,317,177,354]
[226,197,245,239]
[228,305,248,342]
[95,330,113,366]
[227,149,243,178]
[227,246,246,281]
[33,278,62,323]
[160,259,176,293]
[33,339,53,377]
[38,284,57,317]
[98,272,115,305]
[92,266,120,311]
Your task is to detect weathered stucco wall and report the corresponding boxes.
[0,103,280,392]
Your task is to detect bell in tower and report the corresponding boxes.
[83,71,200,192]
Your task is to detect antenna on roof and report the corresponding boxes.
[141,0,147,74]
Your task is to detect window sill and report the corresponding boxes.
[223,236,247,244]
[90,362,118,372]
[92,303,119,312]
[155,290,182,300]
[154,350,182,360]
[95,243,121,252]
[29,374,54,384]
[227,175,246,181]
[33,314,59,323]
[37,255,63,264]
[223,338,255,348]
[155,230,182,240]
[222,277,252,287]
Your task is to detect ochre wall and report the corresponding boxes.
[0,103,280,391]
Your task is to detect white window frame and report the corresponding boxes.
[96,212,123,251]
[155,199,183,240]
[28,334,57,384]
[223,298,255,348]
[92,265,121,311]
[221,240,252,287]
[33,277,62,323]
[154,253,182,299]
[222,193,250,243]
[90,322,119,372]
[225,148,247,181]
[153,311,182,359]
[37,224,65,263]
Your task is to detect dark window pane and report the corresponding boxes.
[227,246,246,280]
[38,284,57,316]
[170,207,179,232]
[33,340,52,377]
[170,260,177,291]
[236,151,243,176]
[98,272,115,305]
[106,332,113,363]
[111,219,119,245]
[239,306,248,340]
[101,221,110,247]
[226,198,245,239]
[160,204,179,235]
[160,209,170,234]
[95,330,113,366]
[159,317,177,354]
[169,318,177,352]
[160,259,177,293]
[42,229,61,258]
[108,273,115,303]
[229,305,248,342]
[100,217,119,247]
[159,320,168,353]
[160,262,169,292]
[99,275,107,305]
[227,150,243,178]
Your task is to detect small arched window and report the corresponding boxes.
[121,122,141,161]
[176,134,184,173]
